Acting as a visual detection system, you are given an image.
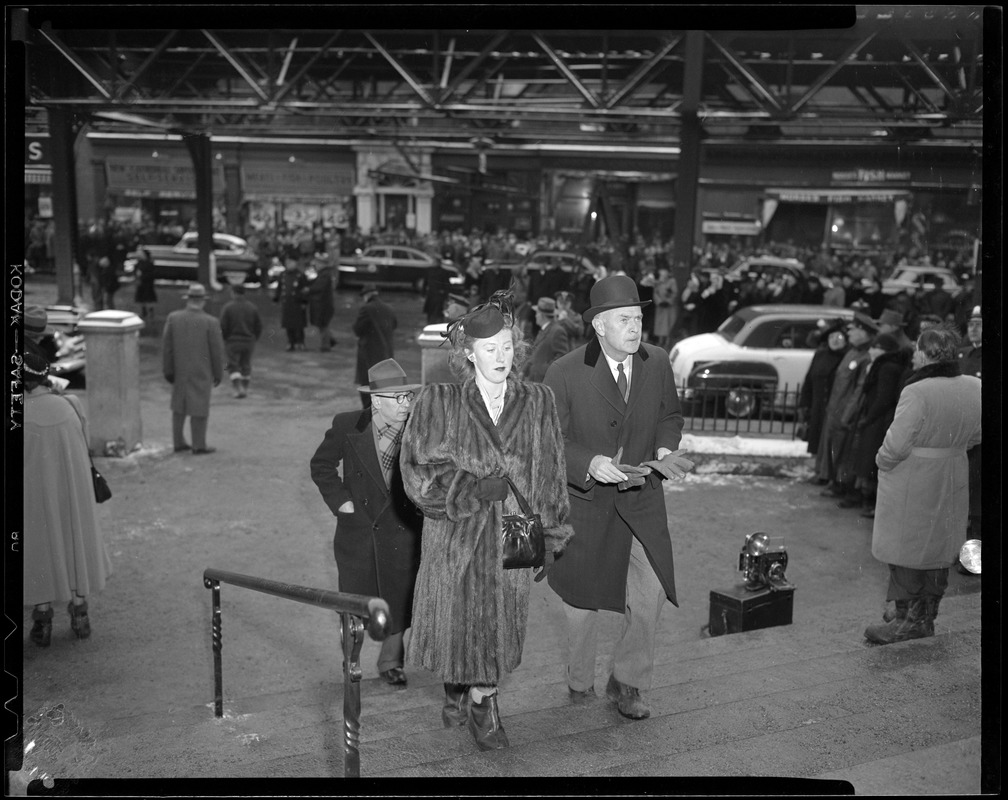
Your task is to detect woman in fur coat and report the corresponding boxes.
[400,294,575,752]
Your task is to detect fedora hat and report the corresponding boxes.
[535,297,556,316]
[358,358,423,394]
[359,283,379,297]
[24,305,52,336]
[582,275,650,323]
[183,283,208,299]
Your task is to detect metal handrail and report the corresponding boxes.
[202,568,391,778]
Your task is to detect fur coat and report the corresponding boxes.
[871,361,982,569]
[399,376,575,685]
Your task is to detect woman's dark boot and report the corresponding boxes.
[468,690,509,751]
[441,683,470,728]
[68,600,91,640]
[882,599,909,623]
[30,607,53,647]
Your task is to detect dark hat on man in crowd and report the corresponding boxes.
[446,292,469,308]
[970,305,982,320]
[359,283,379,297]
[877,309,905,328]
[847,312,880,334]
[871,332,901,353]
[183,283,208,300]
[582,275,650,323]
[357,358,422,394]
[24,305,52,336]
[535,297,556,316]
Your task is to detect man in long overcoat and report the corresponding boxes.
[306,260,337,351]
[353,284,397,408]
[310,359,424,686]
[521,297,570,382]
[162,283,225,454]
[543,275,693,721]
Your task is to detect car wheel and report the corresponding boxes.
[725,386,758,418]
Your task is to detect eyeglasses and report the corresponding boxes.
[375,391,415,404]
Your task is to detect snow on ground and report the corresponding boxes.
[681,433,810,459]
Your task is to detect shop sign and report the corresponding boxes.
[26,136,49,165]
[769,188,910,204]
[831,169,911,183]
[241,162,355,199]
[105,157,225,198]
[702,219,761,235]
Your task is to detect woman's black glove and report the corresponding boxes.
[534,550,555,583]
[475,476,509,501]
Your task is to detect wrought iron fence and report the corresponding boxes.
[678,381,806,439]
[202,568,391,778]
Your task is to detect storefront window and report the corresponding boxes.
[825,202,897,251]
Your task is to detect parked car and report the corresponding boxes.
[669,304,868,418]
[881,265,962,297]
[37,304,87,385]
[338,245,465,291]
[723,255,806,285]
[123,232,259,288]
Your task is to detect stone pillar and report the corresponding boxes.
[416,193,433,235]
[355,190,376,234]
[78,310,144,454]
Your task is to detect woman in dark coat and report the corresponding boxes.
[798,323,848,473]
[133,248,158,321]
[400,294,574,752]
[272,257,309,350]
[849,334,909,514]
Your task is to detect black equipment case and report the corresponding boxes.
[708,584,794,636]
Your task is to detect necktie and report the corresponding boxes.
[617,362,629,403]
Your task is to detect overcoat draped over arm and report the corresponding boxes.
[399,377,574,685]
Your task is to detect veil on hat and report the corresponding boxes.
[442,288,516,347]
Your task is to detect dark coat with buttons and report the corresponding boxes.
[543,337,685,612]
[310,407,422,636]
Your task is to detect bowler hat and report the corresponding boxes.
[877,309,905,328]
[357,358,423,394]
[183,283,207,299]
[24,305,52,336]
[582,275,650,323]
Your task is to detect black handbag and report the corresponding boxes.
[91,462,112,504]
[501,476,546,570]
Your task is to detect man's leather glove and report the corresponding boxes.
[534,550,555,583]
[610,446,649,490]
[641,449,695,481]
[475,476,509,501]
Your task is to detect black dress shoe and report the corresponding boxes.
[192,447,217,455]
[174,444,192,453]
[568,685,596,705]
[379,667,407,687]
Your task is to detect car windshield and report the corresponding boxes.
[717,312,750,342]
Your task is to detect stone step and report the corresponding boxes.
[73,593,980,781]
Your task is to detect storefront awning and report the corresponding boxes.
[702,219,761,235]
[766,187,911,204]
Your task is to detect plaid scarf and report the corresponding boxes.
[377,422,404,473]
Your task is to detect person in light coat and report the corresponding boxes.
[162,283,226,454]
[864,326,981,645]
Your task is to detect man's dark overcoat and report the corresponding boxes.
[543,338,685,612]
[274,267,309,330]
[399,377,575,685]
[306,266,336,329]
[353,297,398,386]
[522,321,570,383]
[851,349,908,482]
[162,306,225,417]
[310,407,422,636]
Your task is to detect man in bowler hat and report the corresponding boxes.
[543,275,694,720]
[310,359,424,686]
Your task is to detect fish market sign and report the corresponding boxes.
[831,169,911,183]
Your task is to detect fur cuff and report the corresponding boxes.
[544,523,575,556]
[445,469,482,521]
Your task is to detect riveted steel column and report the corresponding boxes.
[340,613,366,778]
[47,108,81,305]
[183,133,214,289]
[672,30,705,291]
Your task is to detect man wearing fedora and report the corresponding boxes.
[162,283,225,454]
[353,284,397,408]
[543,275,694,720]
[310,359,424,686]
[521,297,570,383]
[876,309,915,355]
